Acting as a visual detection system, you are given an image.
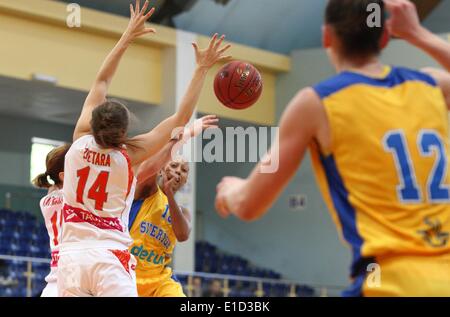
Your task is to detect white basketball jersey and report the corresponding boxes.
[39,188,63,282]
[61,135,136,250]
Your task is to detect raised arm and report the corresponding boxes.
[73,0,156,141]
[215,88,325,221]
[135,115,219,187]
[384,0,450,72]
[161,177,192,242]
[384,0,450,108]
[127,36,231,167]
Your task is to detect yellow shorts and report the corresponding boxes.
[349,253,450,297]
[136,267,186,297]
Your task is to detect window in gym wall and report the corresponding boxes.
[30,137,65,184]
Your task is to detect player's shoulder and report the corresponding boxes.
[70,134,93,150]
[312,71,361,99]
[289,87,324,113]
[313,66,437,100]
[390,66,437,86]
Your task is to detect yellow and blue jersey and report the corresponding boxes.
[128,188,184,296]
[311,66,450,296]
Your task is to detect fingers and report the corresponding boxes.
[140,0,149,15]
[384,0,412,12]
[205,124,219,128]
[135,28,156,37]
[218,55,233,62]
[144,7,155,20]
[214,35,226,50]
[383,0,395,10]
[202,115,219,124]
[130,3,135,17]
[218,44,232,54]
[215,194,229,218]
[204,118,220,126]
[204,118,219,128]
[135,0,140,15]
[202,114,219,128]
[209,33,218,49]
[384,0,400,13]
[201,114,218,120]
[166,176,177,187]
[192,42,199,53]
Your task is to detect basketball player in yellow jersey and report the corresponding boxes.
[129,115,218,297]
[216,0,450,296]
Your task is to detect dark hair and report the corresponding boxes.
[32,143,71,189]
[91,99,130,149]
[325,0,385,58]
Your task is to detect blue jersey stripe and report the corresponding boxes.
[313,66,437,99]
[342,274,366,297]
[171,273,181,284]
[128,199,144,231]
[320,155,365,277]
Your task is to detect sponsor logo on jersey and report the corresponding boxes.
[63,204,123,231]
[130,244,165,266]
[139,221,171,249]
[417,217,449,248]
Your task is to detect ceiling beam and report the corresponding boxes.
[410,0,442,21]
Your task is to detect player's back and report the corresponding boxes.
[61,134,136,250]
[311,66,450,296]
[40,188,64,281]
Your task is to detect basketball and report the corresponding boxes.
[214,61,263,110]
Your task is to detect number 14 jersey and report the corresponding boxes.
[61,134,136,250]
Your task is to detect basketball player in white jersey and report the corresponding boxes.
[57,0,231,297]
[32,144,71,297]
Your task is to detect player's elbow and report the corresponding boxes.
[177,235,189,242]
[176,231,191,242]
[175,226,192,242]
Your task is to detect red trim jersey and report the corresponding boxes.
[40,188,63,282]
[61,135,136,250]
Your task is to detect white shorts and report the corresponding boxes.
[41,281,58,297]
[57,248,137,297]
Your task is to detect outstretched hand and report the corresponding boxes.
[187,115,219,138]
[124,0,156,42]
[192,34,232,69]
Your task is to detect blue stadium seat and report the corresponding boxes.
[2,287,14,297]
[239,289,254,297]
[34,263,50,271]
[297,285,315,297]
[21,230,33,241]
[13,288,27,297]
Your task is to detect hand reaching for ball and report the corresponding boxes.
[192,33,232,70]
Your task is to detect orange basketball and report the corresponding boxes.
[214,61,263,110]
